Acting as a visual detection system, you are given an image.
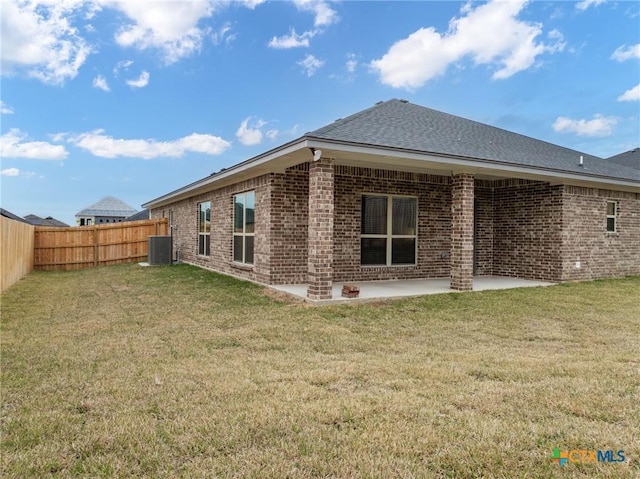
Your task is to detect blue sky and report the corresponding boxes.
[1,0,638,226]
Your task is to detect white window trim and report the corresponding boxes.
[198,201,211,256]
[361,193,418,267]
[233,191,255,265]
[606,200,617,233]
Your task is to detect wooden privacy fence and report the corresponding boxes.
[34,219,168,271]
[1,216,35,292]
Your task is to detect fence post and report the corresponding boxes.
[93,226,98,267]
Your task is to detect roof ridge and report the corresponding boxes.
[76,196,138,216]
[304,99,638,181]
[308,99,403,137]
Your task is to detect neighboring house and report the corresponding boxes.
[608,148,640,170]
[0,208,29,224]
[24,214,69,227]
[143,99,640,300]
[124,209,150,222]
[76,197,138,226]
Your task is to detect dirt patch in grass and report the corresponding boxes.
[2,264,639,478]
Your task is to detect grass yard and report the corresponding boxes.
[1,264,639,478]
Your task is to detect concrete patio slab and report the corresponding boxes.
[271,276,555,303]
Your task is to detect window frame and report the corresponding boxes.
[233,191,255,265]
[197,201,211,256]
[360,193,418,267]
[606,200,617,233]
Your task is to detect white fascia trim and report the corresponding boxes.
[306,139,640,190]
[144,138,638,209]
[143,139,311,209]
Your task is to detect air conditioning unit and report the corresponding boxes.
[148,235,172,265]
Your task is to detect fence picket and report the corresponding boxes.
[33,219,168,271]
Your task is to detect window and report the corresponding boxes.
[606,201,617,233]
[361,194,417,266]
[198,201,211,255]
[234,191,255,264]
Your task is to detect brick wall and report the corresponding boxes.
[561,186,640,280]
[267,167,309,284]
[150,175,272,283]
[492,180,564,281]
[333,166,452,282]
[474,183,494,276]
[151,166,639,287]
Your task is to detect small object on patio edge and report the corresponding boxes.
[342,284,360,298]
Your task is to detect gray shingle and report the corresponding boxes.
[0,208,29,223]
[608,148,640,170]
[308,99,639,181]
[124,209,150,222]
[24,214,69,227]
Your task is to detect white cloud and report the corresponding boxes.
[268,28,315,49]
[107,0,215,64]
[0,0,91,85]
[346,53,358,73]
[298,54,324,76]
[239,0,265,9]
[1,168,20,177]
[1,101,14,114]
[236,117,266,146]
[69,130,231,159]
[113,59,134,76]
[211,22,236,46]
[0,129,68,159]
[49,132,67,143]
[266,129,279,141]
[92,74,110,92]
[611,44,640,62]
[618,83,640,102]
[269,1,337,49]
[84,2,103,20]
[293,0,338,27]
[371,0,564,90]
[126,71,150,88]
[552,115,618,137]
[576,0,606,11]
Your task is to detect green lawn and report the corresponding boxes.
[1,264,638,478]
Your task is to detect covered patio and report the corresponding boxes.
[272,276,555,303]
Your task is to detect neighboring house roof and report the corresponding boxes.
[24,214,69,227]
[144,99,639,209]
[124,209,150,222]
[76,196,138,218]
[607,148,640,170]
[0,208,29,223]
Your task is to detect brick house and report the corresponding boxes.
[143,99,640,300]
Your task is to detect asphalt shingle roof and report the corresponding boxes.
[307,99,639,181]
[24,214,69,227]
[607,148,640,170]
[124,209,150,222]
[76,196,138,218]
[0,208,29,223]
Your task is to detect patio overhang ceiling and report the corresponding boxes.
[143,137,640,209]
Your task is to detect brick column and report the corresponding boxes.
[451,173,474,291]
[307,157,334,300]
